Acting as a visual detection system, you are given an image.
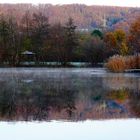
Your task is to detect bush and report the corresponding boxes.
[106,55,126,72]
[106,54,140,72]
[125,55,137,69]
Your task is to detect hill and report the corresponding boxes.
[0,4,140,31]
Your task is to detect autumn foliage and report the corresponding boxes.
[106,55,126,72]
[0,4,140,67]
[106,55,140,72]
[129,17,140,53]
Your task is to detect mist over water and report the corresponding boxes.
[0,68,140,121]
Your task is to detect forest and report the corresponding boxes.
[0,4,140,31]
[0,4,140,68]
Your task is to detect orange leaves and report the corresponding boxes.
[129,17,140,52]
[106,54,140,72]
[106,55,126,72]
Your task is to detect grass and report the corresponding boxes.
[106,54,140,72]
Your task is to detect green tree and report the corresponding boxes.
[7,17,21,66]
[91,29,103,39]
[0,16,10,64]
[83,36,104,66]
[64,18,78,65]
[49,23,66,64]
[21,11,33,52]
[32,12,50,64]
[0,16,21,66]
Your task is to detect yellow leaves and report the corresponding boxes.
[104,29,129,55]
[114,29,126,43]
[120,42,129,56]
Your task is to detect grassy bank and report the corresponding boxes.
[0,62,103,68]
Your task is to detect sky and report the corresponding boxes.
[0,0,140,7]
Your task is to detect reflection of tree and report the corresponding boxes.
[106,88,129,103]
[103,74,140,91]
[0,89,16,119]
[129,90,140,117]
[0,76,77,121]
[0,70,140,121]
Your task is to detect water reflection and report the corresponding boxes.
[0,68,140,121]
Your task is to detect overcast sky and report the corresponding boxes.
[0,0,139,7]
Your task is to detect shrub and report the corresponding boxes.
[106,55,126,72]
[106,54,140,72]
[125,55,136,69]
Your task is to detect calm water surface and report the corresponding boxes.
[0,68,140,139]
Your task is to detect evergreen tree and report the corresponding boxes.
[32,12,50,63]
[64,18,78,65]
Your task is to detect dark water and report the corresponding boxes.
[0,68,140,121]
[0,68,140,140]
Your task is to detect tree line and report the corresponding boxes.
[0,11,140,66]
[0,4,140,31]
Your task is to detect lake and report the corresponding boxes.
[0,68,140,140]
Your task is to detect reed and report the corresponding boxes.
[106,54,140,72]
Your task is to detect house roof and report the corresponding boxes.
[21,51,35,55]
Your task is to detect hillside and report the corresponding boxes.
[0,4,140,31]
